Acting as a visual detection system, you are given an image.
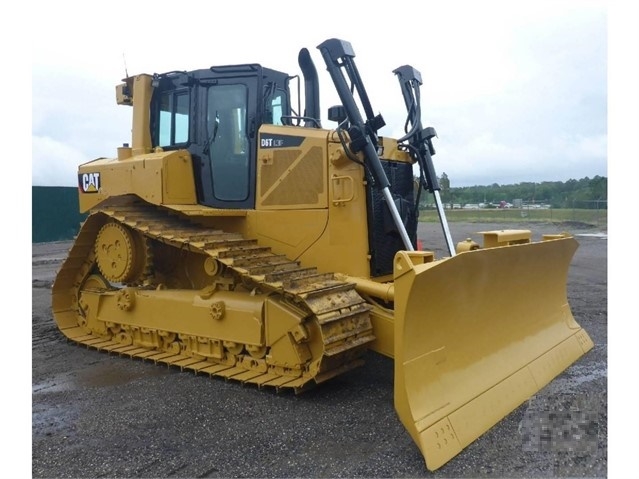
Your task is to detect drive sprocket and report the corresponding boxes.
[94,221,152,284]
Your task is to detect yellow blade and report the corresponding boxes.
[392,237,593,471]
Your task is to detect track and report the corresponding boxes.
[52,202,374,393]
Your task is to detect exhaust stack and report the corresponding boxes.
[298,48,321,128]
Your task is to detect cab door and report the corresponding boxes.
[193,73,259,209]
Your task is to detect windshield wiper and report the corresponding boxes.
[203,110,220,154]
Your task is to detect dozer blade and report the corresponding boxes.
[392,237,593,471]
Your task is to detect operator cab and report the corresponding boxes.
[149,65,294,209]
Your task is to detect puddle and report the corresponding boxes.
[544,360,607,395]
[32,403,77,438]
[33,360,171,394]
[575,233,607,239]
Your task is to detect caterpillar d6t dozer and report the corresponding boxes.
[52,38,593,471]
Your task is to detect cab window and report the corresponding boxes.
[270,90,286,125]
[158,90,189,147]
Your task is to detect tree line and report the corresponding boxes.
[433,174,607,209]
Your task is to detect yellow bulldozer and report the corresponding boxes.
[52,38,593,471]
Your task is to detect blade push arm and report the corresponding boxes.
[317,38,415,252]
[393,66,456,256]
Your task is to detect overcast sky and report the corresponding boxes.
[30,1,615,188]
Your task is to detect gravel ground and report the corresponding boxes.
[31,221,608,478]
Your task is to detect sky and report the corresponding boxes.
[30,0,612,189]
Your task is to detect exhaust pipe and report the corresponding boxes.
[298,48,321,128]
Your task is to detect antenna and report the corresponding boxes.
[122,53,129,78]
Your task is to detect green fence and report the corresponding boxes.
[32,186,87,243]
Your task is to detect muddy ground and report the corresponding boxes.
[32,222,607,478]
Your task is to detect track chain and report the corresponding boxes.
[52,203,375,392]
